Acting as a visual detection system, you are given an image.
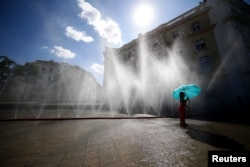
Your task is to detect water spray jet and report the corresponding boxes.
[104,37,200,117]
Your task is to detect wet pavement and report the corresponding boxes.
[0,118,250,167]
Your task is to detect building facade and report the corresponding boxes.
[103,0,250,116]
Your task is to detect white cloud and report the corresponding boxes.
[42,46,49,49]
[77,0,122,45]
[50,46,76,59]
[89,63,104,75]
[65,26,94,43]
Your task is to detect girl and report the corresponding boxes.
[179,92,190,127]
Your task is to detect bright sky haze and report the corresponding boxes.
[1,0,249,85]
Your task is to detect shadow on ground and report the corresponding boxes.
[186,128,244,150]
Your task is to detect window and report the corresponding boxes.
[152,41,158,48]
[41,67,45,72]
[127,52,132,59]
[172,31,179,39]
[244,48,250,64]
[195,39,206,52]
[199,55,211,72]
[50,67,53,72]
[192,21,200,32]
[240,29,250,43]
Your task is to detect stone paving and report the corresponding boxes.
[0,118,250,167]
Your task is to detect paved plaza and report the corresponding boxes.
[0,118,250,167]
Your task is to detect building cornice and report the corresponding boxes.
[150,4,212,34]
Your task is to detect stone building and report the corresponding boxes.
[0,60,103,103]
[103,0,250,116]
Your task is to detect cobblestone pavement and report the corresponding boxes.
[0,118,250,167]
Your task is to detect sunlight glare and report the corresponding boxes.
[133,3,154,28]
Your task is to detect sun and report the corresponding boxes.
[133,3,154,28]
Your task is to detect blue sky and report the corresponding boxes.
[1,0,249,85]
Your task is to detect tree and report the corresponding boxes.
[0,56,17,96]
[13,63,39,80]
[0,56,16,81]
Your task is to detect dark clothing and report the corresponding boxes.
[178,97,189,127]
[179,104,186,126]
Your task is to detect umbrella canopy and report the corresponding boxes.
[172,84,201,100]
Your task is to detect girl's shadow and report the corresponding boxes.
[186,127,244,150]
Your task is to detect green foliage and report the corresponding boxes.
[0,56,16,80]
[0,56,39,83]
[13,63,39,77]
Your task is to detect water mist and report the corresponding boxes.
[104,37,199,116]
